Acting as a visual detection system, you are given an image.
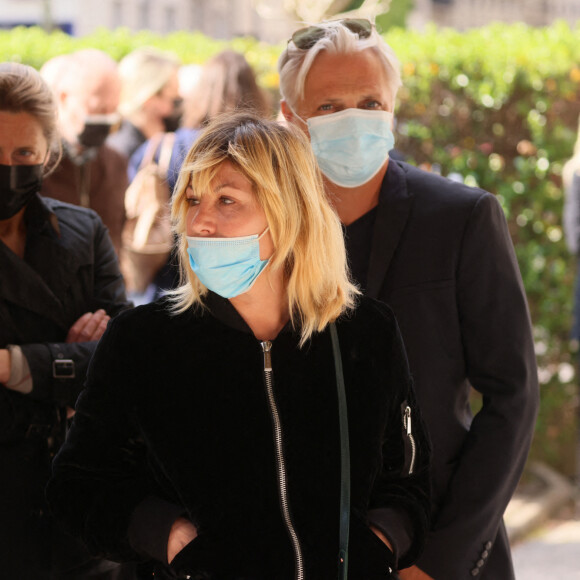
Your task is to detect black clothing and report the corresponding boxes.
[106,120,147,160]
[47,293,431,579]
[355,160,539,579]
[0,194,131,578]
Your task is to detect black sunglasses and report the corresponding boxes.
[290,19,373,50]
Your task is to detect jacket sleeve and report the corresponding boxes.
[563,171,580,255]
[367,304,431,570]
[416,193,539,579]
[19,216,131,408]
[46,312,181,563]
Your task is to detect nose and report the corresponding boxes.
[187,199,216,237]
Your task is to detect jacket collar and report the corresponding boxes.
[0,195,80,333]
[203,291,296,337]
[366,160,414,298]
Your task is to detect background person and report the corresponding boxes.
[126,49,272,303]
[40,49,128,255]
[107,46,182,160]
[0,62,133,579]
[279,19,539,580]
[47,113,431,580]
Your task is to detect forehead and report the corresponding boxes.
[302,48,391,103]
[189,160,255,196]
[0,111,47,146]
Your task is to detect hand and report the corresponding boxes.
[167,517,198,564]
[370,524,393,551]
[0,349,10,384]
[66,310,110,343]
[398,565,435,580]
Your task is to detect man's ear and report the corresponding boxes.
[280,100,293,123]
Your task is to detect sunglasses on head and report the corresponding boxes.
[290,18,373,50]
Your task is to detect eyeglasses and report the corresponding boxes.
[290,18,373,50]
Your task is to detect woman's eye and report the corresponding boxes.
[219,197,234,206]
[186,198,199,207]
[318,103,334,112]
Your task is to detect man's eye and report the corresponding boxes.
[363,101,382,109]
[319,104,334,112]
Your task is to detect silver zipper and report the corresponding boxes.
[261,340,304,580]
[403,406,417,475]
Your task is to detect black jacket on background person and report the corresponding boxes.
[344,160,539,579]
[47,292,431,580]
[0,194,131,578]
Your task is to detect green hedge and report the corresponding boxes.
[2,22,579,475]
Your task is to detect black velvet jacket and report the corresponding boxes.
[47,293,430,579]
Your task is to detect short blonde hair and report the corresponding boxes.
[169,112,359,344]
[118,47,180,116]
[278,20,402,110]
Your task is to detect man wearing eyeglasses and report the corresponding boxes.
[279,19,539,580]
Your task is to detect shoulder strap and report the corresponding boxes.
[157,132,176,177]
[330,322,350,580]
[140,133,164,168]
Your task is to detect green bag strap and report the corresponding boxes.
[330,322,350,580]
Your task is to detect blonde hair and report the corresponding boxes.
[168,112,359,344]
[0,61,61,174]
[118,47,180,116]
[278,20,401,110]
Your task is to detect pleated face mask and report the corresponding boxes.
[186,227,270,298]
[306,108,395,188]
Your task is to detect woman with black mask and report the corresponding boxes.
[0,62,133,579]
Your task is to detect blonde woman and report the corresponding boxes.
[48,113,430,580]
[107,47,181,159]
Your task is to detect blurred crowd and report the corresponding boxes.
[41,46,273,303]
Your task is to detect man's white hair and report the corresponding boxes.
[278,20,402,110]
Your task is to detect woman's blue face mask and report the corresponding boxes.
[295,108,395,188]
[186,227,270,299]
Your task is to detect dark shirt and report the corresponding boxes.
[344,207,377,292]
[106,120,147,160]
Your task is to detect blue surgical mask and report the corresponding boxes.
[304,108,395,188]
[186,228,270,299]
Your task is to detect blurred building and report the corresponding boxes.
[1,0,579,41]
[410,0,580,30]
[0,0,295,43]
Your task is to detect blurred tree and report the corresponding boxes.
[253,0,392,23]
[377,0,414,30]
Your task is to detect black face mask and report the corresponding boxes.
[77,121,114,149]
[162,98,184,133]
[0,163,44,220]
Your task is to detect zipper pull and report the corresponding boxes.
[261,340,272,371]
[404,406,412,436]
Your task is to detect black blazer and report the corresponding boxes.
[356,161,539,579]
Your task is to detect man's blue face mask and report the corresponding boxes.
[186,228,270,299]
[294,108,395,188]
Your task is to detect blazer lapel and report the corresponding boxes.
[366,161,414,299]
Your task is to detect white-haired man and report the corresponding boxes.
[279,19,538,580]
[41,49,127,255]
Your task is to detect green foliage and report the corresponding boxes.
[377,0,414,31]
[1,21,579,474]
